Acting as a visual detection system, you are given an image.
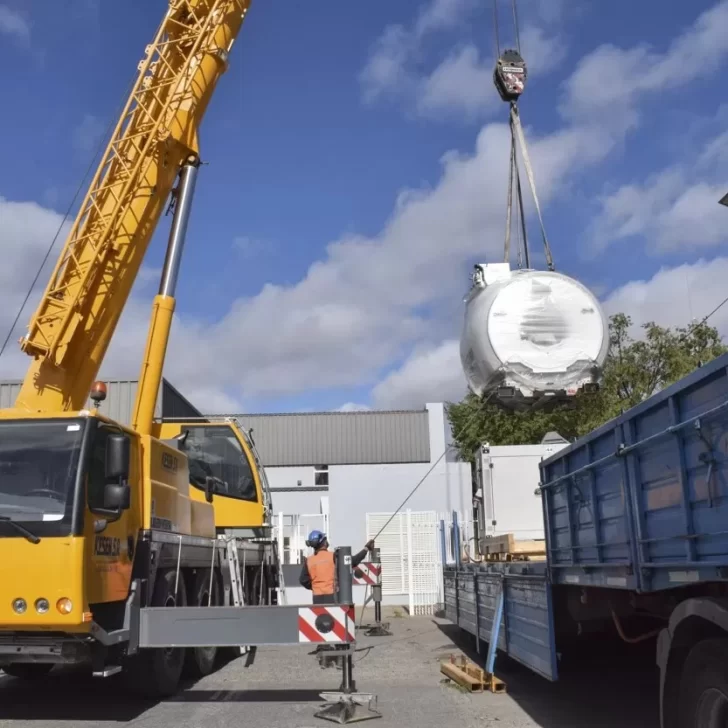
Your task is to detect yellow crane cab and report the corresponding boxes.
[154,416,273,534]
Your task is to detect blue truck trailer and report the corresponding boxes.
[443,352,728,728]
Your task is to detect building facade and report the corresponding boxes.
[229,403,472,553]
[0,378,202,425]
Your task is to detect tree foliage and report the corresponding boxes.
[446,313,727,462]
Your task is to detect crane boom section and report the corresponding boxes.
[15,0,250,413]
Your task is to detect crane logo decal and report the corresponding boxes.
[162,453,178,473]
[94,535,121,558]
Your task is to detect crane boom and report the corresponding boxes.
[15,0,250,413]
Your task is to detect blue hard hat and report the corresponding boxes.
[306,530,327,548]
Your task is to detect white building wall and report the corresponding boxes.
[267,403,472,607]
[327,460,469,550]
[270,490,323,515]
[267,404,471,551]
[266,466,316,490]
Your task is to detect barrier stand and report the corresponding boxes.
[314,546,382,724]
[353,548,392,637]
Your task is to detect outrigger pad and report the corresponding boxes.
[364,622,392,637]
[315,692,382,724]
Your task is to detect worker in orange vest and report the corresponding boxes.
[299,530,374,604]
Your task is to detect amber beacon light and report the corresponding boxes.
[90,381,108,406]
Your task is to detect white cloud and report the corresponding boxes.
[0,198,70,377]
[337,402,371,412]
[233,235,274,258]
[561,0,728,123]
[372,340,465,410]
[603,257,728,337]
[415,26,565,121]
[361,0,563,121]
[0,115,587,408]
[416,45,495,120]
[0,5,30,43]
[2,3,727,415]
[519,25,567,76]
[359,0,478,106]
[73,114,106,157]
[589,128,728,254]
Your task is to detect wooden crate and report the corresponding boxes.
[480,533,546,561]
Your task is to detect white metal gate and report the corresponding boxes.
[365,510,441,616]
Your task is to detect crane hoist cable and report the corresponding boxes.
[492,0,555,272]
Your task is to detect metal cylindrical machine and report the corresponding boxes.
[460,263,608,406]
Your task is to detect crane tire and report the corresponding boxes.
[126,569,187,698]
[678,637,728,728]
[2,664,53,679]
[183,568,220,679]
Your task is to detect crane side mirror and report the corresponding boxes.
[204,476,216,504]
[104,433,131,512]
[106,433,130,481]
[104,482,131,511]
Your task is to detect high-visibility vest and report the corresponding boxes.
[307,549,336,596]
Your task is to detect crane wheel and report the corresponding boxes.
[125,568,188,698]
[183,568,220,679]
[2,664,54,679]
[678,637,728,728]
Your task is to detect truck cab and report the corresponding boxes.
[154,417,272,533]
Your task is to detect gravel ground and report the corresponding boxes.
[0,607,659,728]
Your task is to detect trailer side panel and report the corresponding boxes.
[443,565,557,680]
[540,352,728,592]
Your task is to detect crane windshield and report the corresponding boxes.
[0,420,86,535]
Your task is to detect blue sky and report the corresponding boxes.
[0,0,727,414]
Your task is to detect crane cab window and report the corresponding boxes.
[183,426,258,503]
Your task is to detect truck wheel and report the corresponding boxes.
[183,568,219,679]
[2,664,53,679]
[126,569,187,698]
[679,638,728,728]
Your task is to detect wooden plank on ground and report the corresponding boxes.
[440,661,484,692]
[439,655,507,694]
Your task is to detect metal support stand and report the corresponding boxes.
[354,549,392,637]
[316,649,382,724]
[363,585,391,637]
[314,547,382,723]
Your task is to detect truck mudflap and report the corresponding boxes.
[444,565,558,681]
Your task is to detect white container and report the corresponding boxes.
[460,263,608,403]
[474,441,568,542]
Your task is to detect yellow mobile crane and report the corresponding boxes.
[0,0,287,697]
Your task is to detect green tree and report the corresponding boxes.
[446,313,726,461]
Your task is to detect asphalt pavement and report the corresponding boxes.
[0,607,659,728]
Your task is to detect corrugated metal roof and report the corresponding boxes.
[225,410,432,467]
[0,378,201,426]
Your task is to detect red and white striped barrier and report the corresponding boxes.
[298,605,356,643]
[352,562,381,586]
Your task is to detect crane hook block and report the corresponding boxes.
[494,49,528,103]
